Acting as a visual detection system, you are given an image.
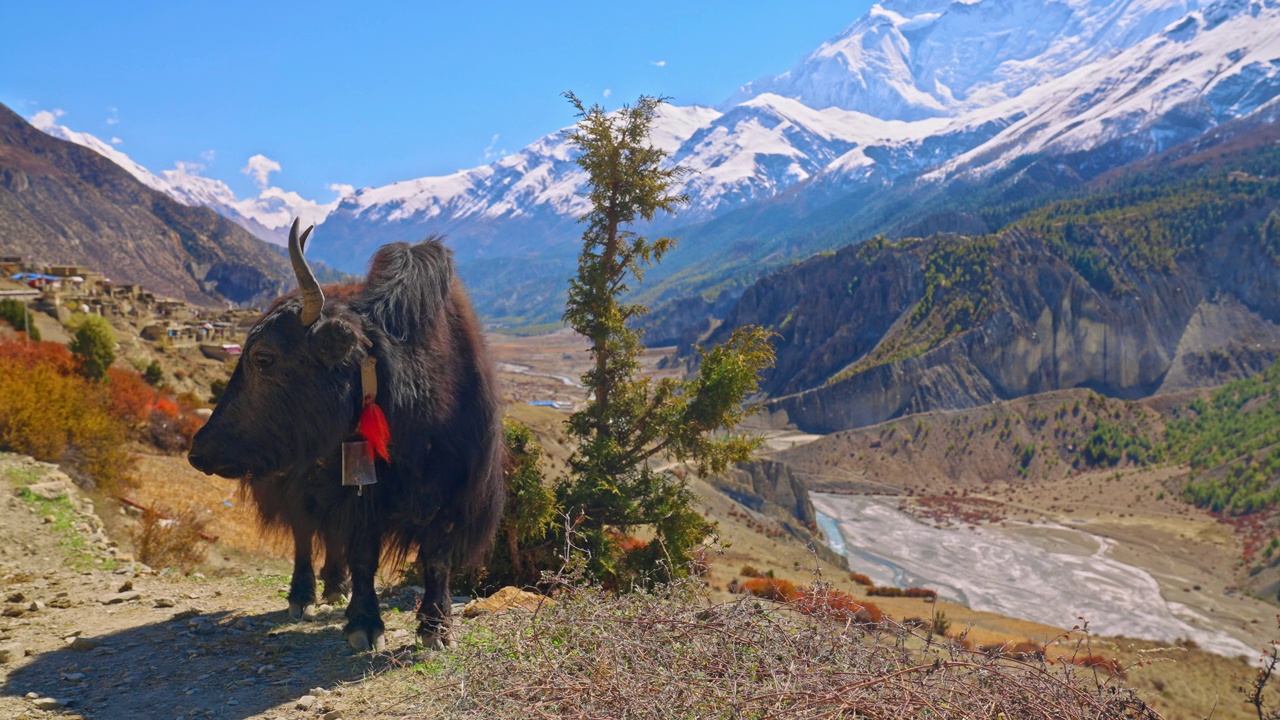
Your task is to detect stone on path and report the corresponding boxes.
[0,641,25,663]
[99,590,141,605]
[296,695,318,710]
[461,586,553,618]
[68,637,100,652]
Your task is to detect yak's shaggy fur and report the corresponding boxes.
[189,237,504,649]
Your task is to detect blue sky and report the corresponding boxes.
[2,1,873,202]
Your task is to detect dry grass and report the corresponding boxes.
[129,503,211,572]
[355,579,1159,720]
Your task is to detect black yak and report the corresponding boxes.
[188,219,504,651]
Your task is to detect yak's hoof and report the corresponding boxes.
[346,629,386,653]
[288,602,317,621]
[417,628,457,651]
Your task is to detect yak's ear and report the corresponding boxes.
[309,317,359,368]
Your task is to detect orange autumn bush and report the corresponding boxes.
[740,577,799,602]
[791,588,884,624]
[0,338,132,490]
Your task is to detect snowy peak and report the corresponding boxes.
[725,0,1202,119]
[28,114,345,245]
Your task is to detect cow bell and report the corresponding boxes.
[342,440,377,495]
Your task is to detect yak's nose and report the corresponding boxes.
[187,449,216,475]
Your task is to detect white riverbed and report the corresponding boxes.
[811,493,1258,659]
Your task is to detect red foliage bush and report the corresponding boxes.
[791,588,883,624]
[740,577,798,603]
[106,368,156,425]
[1064,654,1123,676]
[866,585,938,600]
[0,338,78,375]
[849,572,873,586]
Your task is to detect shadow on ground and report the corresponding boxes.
[2,607,411,719]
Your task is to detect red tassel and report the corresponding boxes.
[358,402,391,463]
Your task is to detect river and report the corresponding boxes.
[811,493,1258,658]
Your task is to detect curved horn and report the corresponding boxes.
[288,217,324,327]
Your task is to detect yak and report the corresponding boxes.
[188,219,504,651]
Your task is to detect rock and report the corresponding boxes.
[171,608,200,621]
[117,580,133,592]
[322,711,342,720]
[62,672,85,681]
[0,641,25,663]
[68,637,100,652]
[99,590,141,605]
[154,597,176,608]
[25,481,70,500]
[41,515,55,524]
[296,695,318,710]
[461,586,553,618]
[48,596,73,609]
[31,697,62,710]
[26,601,43,612]
[2,606,23,617]
[5,591,25,603]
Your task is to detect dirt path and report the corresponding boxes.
[0,454,427,720]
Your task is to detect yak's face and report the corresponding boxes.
[188,297,366,481]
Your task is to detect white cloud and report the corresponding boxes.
[241,154,281,189]
[328,183,354,198]
[603,88,612,98]
[174,160,206,175]
[481,133,508,162]
[110,137,123,145]
[650,60,667,67]
[105,106,119,126]
[200,149,216,163]
[29,109,65,130]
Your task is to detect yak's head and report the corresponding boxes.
[188,219,368,481]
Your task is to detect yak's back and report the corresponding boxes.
[358,239,454,343]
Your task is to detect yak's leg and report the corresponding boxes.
[319,524,350,604]
[342,518,385,652]
[287,526,318,621]
[416,537,455,650]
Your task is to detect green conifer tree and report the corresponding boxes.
[558,92,775,586]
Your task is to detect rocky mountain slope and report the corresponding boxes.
[693,129,1280,433]
[0,104,294,306]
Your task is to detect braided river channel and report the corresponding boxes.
[812,493,1261,659]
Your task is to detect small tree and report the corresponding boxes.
[143,360,164,386]
[67,314,116,381]
[0,299,40,341]
[558,92,774,587]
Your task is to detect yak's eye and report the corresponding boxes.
[253,350,277,369]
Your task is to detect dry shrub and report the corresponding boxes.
[980,640,1045,660]
[849,571,874,586]
[131,504,209,572]
[740,565,765,578]
[790,587,883,624]
[1063,653,1123,676]
[411,582,1159,719]
[147,396,204,453]
[867,584,938,600]
[0,338,133,491]
[740,577,798,602]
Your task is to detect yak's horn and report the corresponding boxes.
[288,217,323,327]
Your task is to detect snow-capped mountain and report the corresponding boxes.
[31,0,1280,322]
[30,112,341,246]
[724,0,1202,119]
